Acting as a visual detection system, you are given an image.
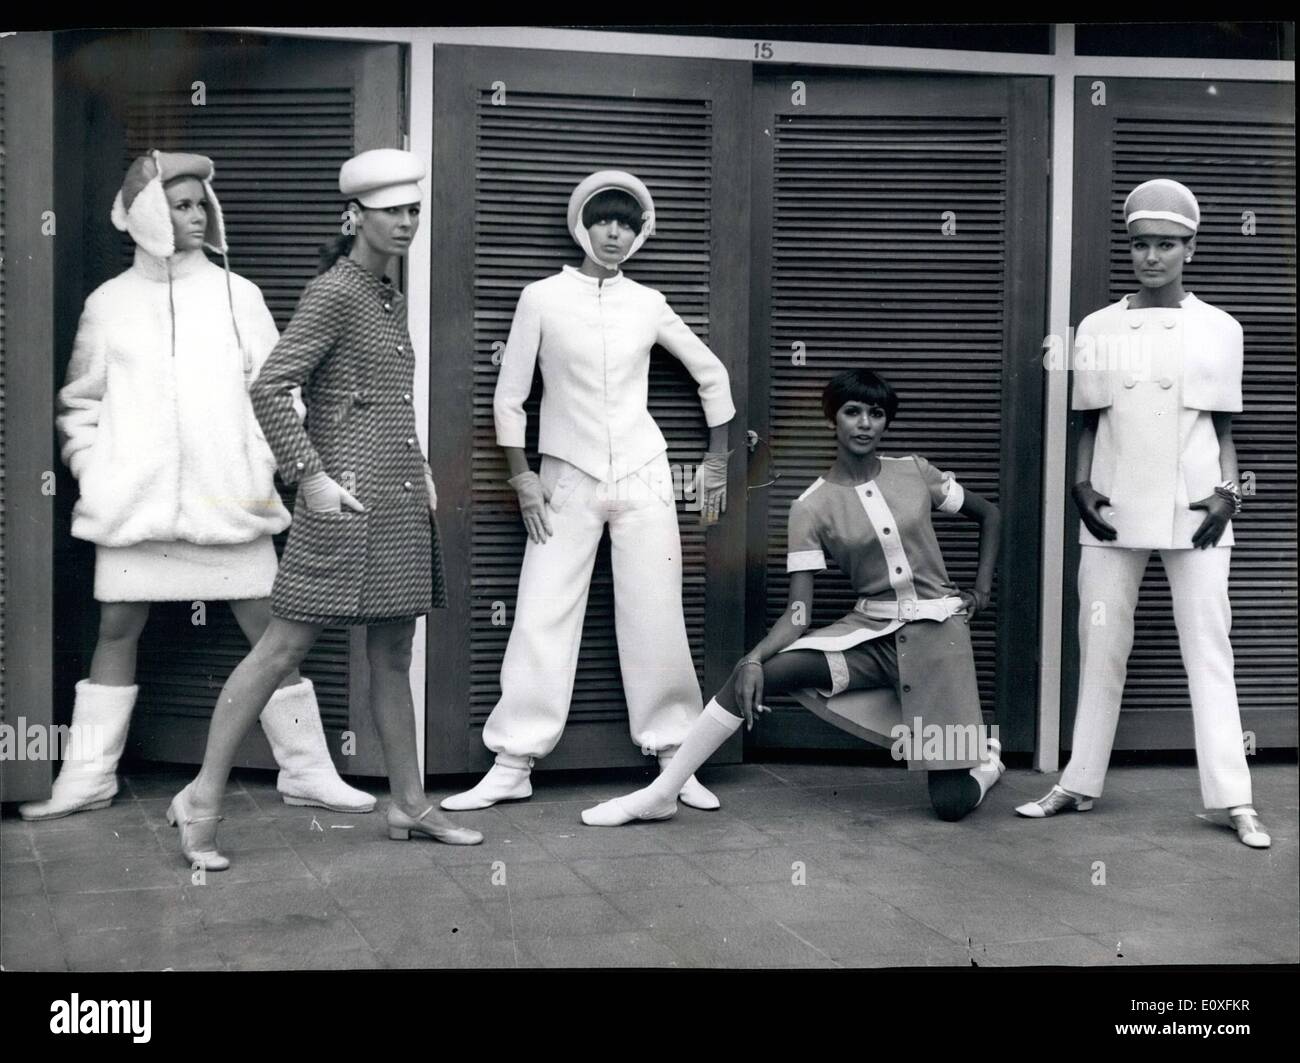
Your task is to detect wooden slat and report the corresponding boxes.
[468,89,714,722]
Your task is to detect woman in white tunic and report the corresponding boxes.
[442,170,735,813]
[582,368,1006,826]
[1016,179,1269,849]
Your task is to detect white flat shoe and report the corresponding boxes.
[440,761,532,810]
[1229,808,1271,849]
[581,795,677,827]
[1015,784,1093,818]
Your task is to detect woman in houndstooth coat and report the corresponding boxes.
[167,150,481,871]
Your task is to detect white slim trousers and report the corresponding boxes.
[482,453,701,759]
[1060,545,1253,809]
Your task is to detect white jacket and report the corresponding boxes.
[58,247,292,546]
[493,265,736,482]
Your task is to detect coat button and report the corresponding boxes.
[895,567,902,574]
[1123,375,1138,389]
[1163,318,1177,329]
[295,460,305,470]
[403,481,413,491]
[402,393,411,403]
[898,634,907,644]
[383,302,393,312]
[1159,377,1174,389]
[397,343,406,354]
[883,528,891,535]
[406,437,416,448]
[865,489,873,497]
[902,684,911,693]
[1128,318,1142,329]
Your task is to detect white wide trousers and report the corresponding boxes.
[1060,545,1253,809]
[482,453,701,759]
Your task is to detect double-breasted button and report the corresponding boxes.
[397,343,406,354]
[295,460,306,471]
[405,437,416,448]
[402,481,413,491]
[895,567,903,574]
[1162,318,1177,329]
[1123,375,1139,389]
[865,489,873,497]
[902,684,912,693]
[898,634,907,644]
[883,528,892,535]
[402,393,411,403]
[382,301,393,313]
[1158,377,1174,390]
[1128,318,1142,329]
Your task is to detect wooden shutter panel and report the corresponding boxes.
[1069,79,1297,749]
[0,61,7,724]
[469,93,714,731]
[749,74,1048,752]
[113,85,357,755]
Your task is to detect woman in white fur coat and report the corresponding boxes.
[20,151,374,822]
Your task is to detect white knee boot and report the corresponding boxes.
[259,678,375,813]
[19,680,138,821]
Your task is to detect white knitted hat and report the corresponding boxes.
[1124,178,1199,236]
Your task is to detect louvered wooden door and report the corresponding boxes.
[427,47,750,772]
[54,32,403,774]
[1065,78,1297,751]
[747,73,1049,753]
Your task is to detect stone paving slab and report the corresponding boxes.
[2,761,1296,969]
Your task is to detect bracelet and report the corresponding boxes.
[740,658,763,669]
[1214,485,1243,514]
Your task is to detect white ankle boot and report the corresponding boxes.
[658,751,720,810]
[970,737,1006,808]
[19,680,137,821]
[259,678,375,813]
[440,754,533,810]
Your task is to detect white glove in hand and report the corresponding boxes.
[509,469,553,545]
[694,450,731,526]
[300,471,365,513]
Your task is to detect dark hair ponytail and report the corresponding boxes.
[317,200,362,274]
[318,233,355,274]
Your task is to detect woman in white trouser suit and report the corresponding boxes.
[1016,179,1269,849]
[443,171,735,813]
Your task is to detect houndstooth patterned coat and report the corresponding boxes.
[250,255,446,624]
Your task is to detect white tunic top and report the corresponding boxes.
[493,266,736,482]
[1071,292,1243,549]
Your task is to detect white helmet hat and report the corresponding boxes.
[1124,178,1200,237]
[566,170,656,265]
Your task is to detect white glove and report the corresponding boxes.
[509,470,553,545]
[300,471,365,513]
[694,450,731,526]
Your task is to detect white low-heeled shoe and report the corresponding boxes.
[1015,784,1093,818]
[1229,808,1271,849]
[581,795,677,827]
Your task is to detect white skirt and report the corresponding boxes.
[94,536,278,603]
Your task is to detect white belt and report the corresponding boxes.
[856,595,965,623]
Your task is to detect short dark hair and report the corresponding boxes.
[581,188,645,232]
[821,368,899,424]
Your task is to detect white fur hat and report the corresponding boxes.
[567,170,656,265]
[110,150,227,259]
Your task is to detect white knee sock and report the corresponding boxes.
[582,699,741,826]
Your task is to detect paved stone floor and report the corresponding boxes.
[2,760,1296,969]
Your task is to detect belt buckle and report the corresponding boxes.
[898,599,918,622]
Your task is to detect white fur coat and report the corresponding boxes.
[58,248,292,546]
